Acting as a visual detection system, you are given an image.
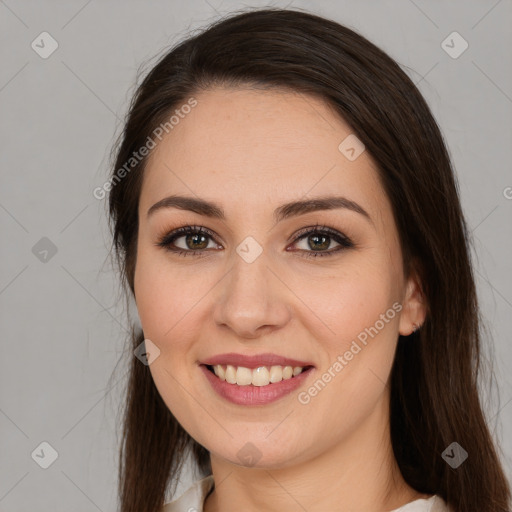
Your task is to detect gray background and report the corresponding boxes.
[1,0,511,510]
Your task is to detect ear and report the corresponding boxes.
[398,266,427,336]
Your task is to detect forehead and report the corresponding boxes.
[140,87,387,225]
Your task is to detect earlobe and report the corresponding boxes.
[398,269,427,336]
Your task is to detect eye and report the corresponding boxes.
[289,223,354,258]
[156,225,220,256]
[156,223,354,258]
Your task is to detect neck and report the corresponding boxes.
[203,392,427,512]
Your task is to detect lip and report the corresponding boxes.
[200,352,315,369]
[200,364,315,406]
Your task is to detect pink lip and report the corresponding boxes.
[200,364,315,406]
[200,352,315,369]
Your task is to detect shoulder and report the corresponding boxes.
[392,495,453,512]
[161,475,214,512]
[431,495,454,512]
[160,480,453,512]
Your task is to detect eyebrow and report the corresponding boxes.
[147,194,373,225]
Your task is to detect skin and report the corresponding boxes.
[134,87,428,512]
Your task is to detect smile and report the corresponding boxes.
[207,364,312,386]
[200,364,315,405]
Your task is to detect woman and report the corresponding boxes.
[107,7,511,512]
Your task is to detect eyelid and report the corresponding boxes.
[291,223,348,242]
[156,225,220,249]
[156,223,354,257]
[289,224,353,258]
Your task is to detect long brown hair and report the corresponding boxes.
[107,7,511,512]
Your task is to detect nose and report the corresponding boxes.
[212,253,292,339]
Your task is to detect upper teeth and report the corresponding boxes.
[212,364,305,386]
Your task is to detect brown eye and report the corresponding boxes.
[156,224,353,258]
[181,232,209,250]
[156,226,219,256]
[290,226,353,258]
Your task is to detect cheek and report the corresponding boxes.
[133,247,182,342]
[301,258,400,399]
[335,283,397,349]
[133,247,213,359]
[293,255,398,346]
[133,251,203,421]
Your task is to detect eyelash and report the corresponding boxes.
[155,223,354,259]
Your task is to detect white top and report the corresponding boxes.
[161,475,452,511]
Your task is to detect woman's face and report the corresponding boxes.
[134,87,425,469]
